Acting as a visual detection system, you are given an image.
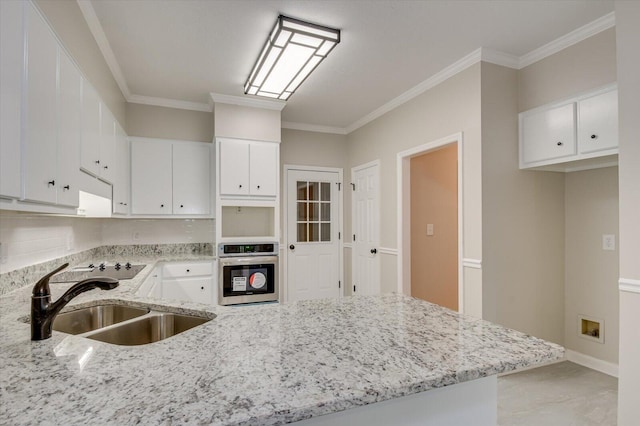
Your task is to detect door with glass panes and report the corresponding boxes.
[287,169,341,302]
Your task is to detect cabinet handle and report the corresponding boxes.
[591,134,598,139]
[556,141,563,146]
[63,185,70,191]
[48,180,55,187]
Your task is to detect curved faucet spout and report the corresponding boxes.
[31,265,119,341]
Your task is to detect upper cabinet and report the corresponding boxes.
[519,85,618,172]
[112,124,130,215]
[218,138,279,198]
[81,82,116,184]
[131,138,213,216]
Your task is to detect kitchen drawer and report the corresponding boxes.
[162,261,213,278]
[162,277,213,304]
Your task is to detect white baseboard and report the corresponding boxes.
[566,349,619,378]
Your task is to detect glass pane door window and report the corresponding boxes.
[296,181,331,242]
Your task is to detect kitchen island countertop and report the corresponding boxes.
[0,262,563,425]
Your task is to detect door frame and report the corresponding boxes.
[351,159,381,295]
[396,132,464,313]
[283,165,344,303]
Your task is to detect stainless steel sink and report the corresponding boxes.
[53,305,150,335]
[86,312,209,346]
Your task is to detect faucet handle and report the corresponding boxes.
[32,263,69,297]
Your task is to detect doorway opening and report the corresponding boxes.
[397,132,463,312]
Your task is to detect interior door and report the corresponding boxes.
[287,169,341,302]
[351,162,380,296]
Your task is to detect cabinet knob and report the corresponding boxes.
[591,134,598,139]
[63,185,70,191]
[200,286,204,290]
[186,269,190,273]
[160,204,164,207]
[95,160,100,164]
[371,248,377,254]
[556,141,563,146]
[239,184,243,188]
[180,204,184,208]
[257,185,260,189]
[119,202,124,205]
[103,165,108,170]
[48,180,55,187]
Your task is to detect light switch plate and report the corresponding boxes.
[427,224,434,236]
[602,234,615,251]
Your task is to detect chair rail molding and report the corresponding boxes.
[619,277,640,294]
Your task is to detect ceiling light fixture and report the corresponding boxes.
[244,15,340,101]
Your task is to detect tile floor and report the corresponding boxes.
[498,361,618,426]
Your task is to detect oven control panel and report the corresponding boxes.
[218,242,279,257]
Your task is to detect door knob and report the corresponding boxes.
[289,244,295,250]
[370,248,377,254]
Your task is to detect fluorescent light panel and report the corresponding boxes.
[244,15,340,100]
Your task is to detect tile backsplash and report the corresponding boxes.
[0,211,214,274]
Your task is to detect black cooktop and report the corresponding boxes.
[50,263,145,283]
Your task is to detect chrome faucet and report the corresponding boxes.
[31,263,119,341]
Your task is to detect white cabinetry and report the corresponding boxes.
[0,0,24,199]
[162,261,215,305]
[218,138,278,197]
[81,82,101,176]
[519,85,618,172]
[112,124,130,214]
[131,138,212,216]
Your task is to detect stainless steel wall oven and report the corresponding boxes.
[218,243,278,305]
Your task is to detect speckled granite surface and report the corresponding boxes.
[0,243,213,296]
[0,260,563,426]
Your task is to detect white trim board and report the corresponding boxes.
[619,277,640,294]
[565,349,619,378]
[462,258,482,269]
[378,247,398,256]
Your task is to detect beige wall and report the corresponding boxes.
[564,167,619,363]
[481,62,566,344]
[615,1,640,424]
[410,145,458,310]
[214,103,281,142]
[518,28,617,112]
[346,64,482,313]
[35,0,126,126]
[127,103,213,142]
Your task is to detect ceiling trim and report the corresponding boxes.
[345,48,483,134]
[210,93,287,111]
[128,95,212,112]
[76,0,131,98]
[519,11,615,68]
[480,48,520,69]
[281,121,348,135]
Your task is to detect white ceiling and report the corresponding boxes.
[86,0,615,131]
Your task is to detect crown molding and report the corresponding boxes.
[76,0,131,98]
[480,48,520,69]
[346,48,483,134]
[128,94,212,112]
[210,93,286,111]
[281,121,348,135]
[519,11,615,68]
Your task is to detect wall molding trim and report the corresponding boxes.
[128,94,212,112]
[565,349,619,378]
[343,243,353,249]
[378,247,398,256]
[210,93,286,111]
[462,258,482,269]
[519,12,616,68]
[282,121,348,135]
[619,277,640,294]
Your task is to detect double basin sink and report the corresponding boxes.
[52,304,211,346]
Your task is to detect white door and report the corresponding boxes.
[351,162,380,295]
[287,169,341,302]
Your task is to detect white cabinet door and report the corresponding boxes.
[112,124,129,214]
[99,105,115,183]
[81,81,101,176]
[162,277,213,304]
[0,0,24,199]
[219,139,249,195]
[22,4,58,204]
[131,139,172,214]
[173,143,211,215]
[249,142,278,196]
[578,89,618,154]
[522,103,576,165]
[57,50,81,207]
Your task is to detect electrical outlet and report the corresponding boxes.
[427,224,434,236]
[602,234,615,251]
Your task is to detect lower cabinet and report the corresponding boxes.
[162,277,213,304]
[138,261,216,305]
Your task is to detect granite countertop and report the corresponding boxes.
[0,253,563,426]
